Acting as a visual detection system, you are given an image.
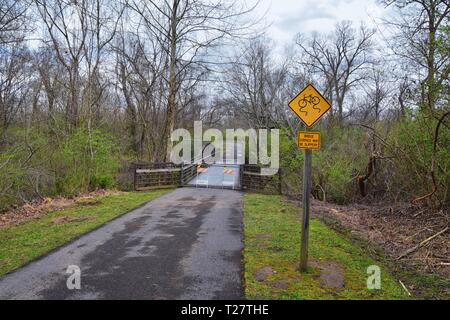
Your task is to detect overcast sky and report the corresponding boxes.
[253,0,389,46]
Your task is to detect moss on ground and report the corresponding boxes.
[243,193,411,300]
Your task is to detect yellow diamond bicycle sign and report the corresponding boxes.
[288,84,332,128]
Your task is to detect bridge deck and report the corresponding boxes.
[187,164,240,190]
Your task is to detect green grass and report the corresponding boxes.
[243,193,411,300]
[0,189,172,277]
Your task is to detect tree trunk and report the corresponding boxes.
[165,0,179,162]
[426,9,437,112]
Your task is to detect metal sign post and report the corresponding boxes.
[300,147,312,272]
[288,83,331,272]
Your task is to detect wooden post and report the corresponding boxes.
[300,149,312,272]
[180,163,185,186]
[133,163,138,191]
[278,168,282,195]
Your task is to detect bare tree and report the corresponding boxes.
[361,65,392,122]
[31,46,68,138]
[397,75,414,117]
[33,0,123,131]
[114,27,168,160]
[382,0,449,112]
[0,44,31,145]
[0,0,29,45]
[225,38,294,130]
[0,1,31,144]
[296,21,376,125]
[33,0,86,129]
[128,0,262,161]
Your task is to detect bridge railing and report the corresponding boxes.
[134,162,182,191]
[132,161,282,195]
[180,151,216,186]
[180,163,197,186]
[241,165,282,195]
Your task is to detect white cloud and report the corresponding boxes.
[253,0,387,45]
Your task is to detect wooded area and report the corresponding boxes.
[0,0,448,213]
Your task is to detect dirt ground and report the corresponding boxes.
[287,197,449,297]
[0,190,121,229]
[306,199,449,276]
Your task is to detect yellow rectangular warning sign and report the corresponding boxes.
[298,132,321,150]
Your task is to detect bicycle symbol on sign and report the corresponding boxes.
[298,94,321,116]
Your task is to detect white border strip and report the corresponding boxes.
[136,169,181,174]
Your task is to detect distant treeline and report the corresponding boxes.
[0,0,448,211]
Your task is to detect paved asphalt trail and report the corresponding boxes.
[0,188,244,300]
